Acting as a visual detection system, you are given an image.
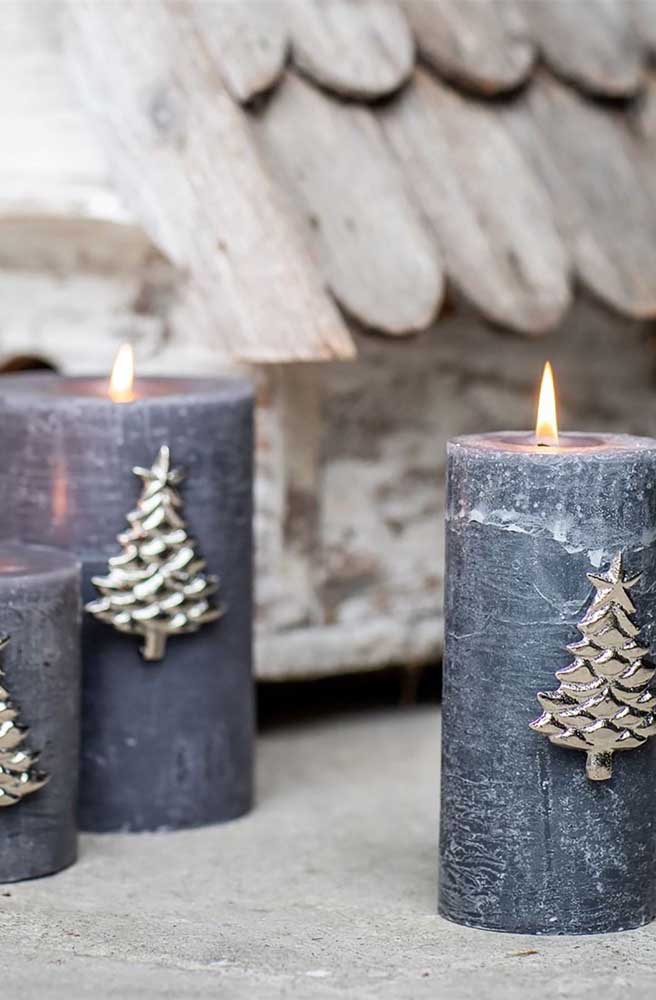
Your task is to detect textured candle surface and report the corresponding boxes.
[0,375,254,832]
[0,543,80,881]
[440,433,656,934]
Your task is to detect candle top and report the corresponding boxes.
[0,373,252,405]
[450,432,656,457]
[0,543,79,581]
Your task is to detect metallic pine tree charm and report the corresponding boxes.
[530,552,656,781]
[85,445,223,661]
[0,634,48,806]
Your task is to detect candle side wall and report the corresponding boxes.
[439,440,656,934]
[0,546,80,881]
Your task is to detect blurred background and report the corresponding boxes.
[4,0,656,719]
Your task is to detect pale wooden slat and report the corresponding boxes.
[290,0,414,99]
[380,71,570,336]
[403,0,534,95]
[526,0,643,97]
[0,1,128,223]
[191,1,288,103]
[505,73,656,320]
[257,72,443,335]
[65,2,354,363]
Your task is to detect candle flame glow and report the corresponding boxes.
[109,343,135,403]
[535,361,559,446]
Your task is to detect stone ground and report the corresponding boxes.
[3,705,656,999]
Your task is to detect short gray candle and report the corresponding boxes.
[0,374,254,833]
[0,542,80,881]
[440,432,656,935]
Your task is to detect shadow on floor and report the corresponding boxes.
[257,662,442,733]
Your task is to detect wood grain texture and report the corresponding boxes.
[66,1,354,363]
[257,72,443,334]
[381,71,570,335]
[290,0,414,99]
[403,0,534,95]
[191,1,288,103]
[526,0,643,97]
[506,73,656,320]
[0,1,128,224]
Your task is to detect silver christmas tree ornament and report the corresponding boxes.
[85,445,223,661]
[0,634,48,806]
[530,552,656,781]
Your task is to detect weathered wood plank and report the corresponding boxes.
[526,0,643,97]
[290,0,414,99]
[505,72,656,320]
[191,1,288,103]
[403,0,534,95]
[0,1,127,223]
[66,1,354,362]
[381,70,570,335]
[257,72,443,335]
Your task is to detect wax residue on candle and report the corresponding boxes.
[52,457,68,526]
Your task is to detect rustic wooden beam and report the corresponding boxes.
[65,1,355,363]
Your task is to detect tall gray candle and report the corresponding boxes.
[0,543,80,881]
[440,406,656,935]
[0,364,254,833]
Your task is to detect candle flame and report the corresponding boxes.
[109,343,135,403]
[535,361,559,446]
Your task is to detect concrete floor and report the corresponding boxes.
[4,706,656,998]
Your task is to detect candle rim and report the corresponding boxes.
[449,431,656,456]
[0,543,79,581]
[0,372,253,404]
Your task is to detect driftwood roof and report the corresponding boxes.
[12,2,656,361]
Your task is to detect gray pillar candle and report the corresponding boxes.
[0,373,254,833]
[440,432,656,935]
[0,543,80,881]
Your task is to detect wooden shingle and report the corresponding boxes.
[258,72,443,334]
[382,71,570,335]
[403,0,535,96]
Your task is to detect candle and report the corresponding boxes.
[439,364,656,934]
[0,352,254,832]
[0,543,80,881]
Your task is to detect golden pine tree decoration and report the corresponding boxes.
[530,552,656,781]
[85,445,223,661]
[0,635,48,807]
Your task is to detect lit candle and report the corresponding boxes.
[439,364,656,934]
[0,349,254,833]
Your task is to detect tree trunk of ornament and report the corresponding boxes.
[587,751,613,780]
[143,628,167,662]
